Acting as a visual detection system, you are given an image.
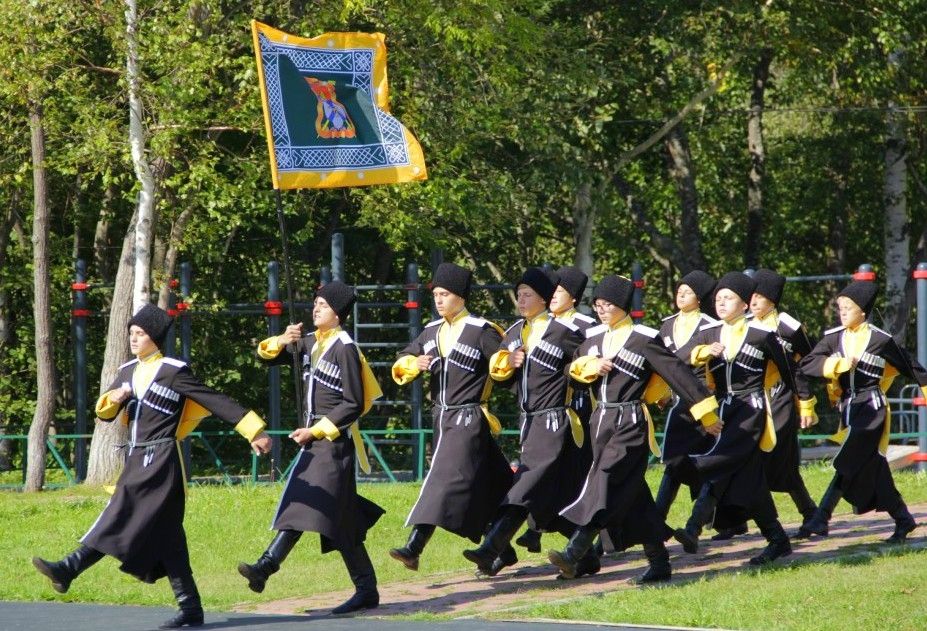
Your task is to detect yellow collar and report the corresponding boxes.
[676,308,701,324]
[608,315,633,332]
[757,308,779,328]
[444,308,469,325]
[847,321,869,334]
[527,310,550,325]
[138,350,163,364]
[554,307,575,320]
[314,326,342,344]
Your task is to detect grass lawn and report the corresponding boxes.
[2,463,927,629]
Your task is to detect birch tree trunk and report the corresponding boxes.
[744,48,772,269]
[25,92,57,492]
[572,181,595,282]
[665,124,707,273]
[126,0,156,313]
[882,52,910,341]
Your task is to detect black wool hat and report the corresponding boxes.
[752,268,786,305]
[128,303,174,349]
[716,272,757,304]
[677,270,716,304]
[518,267,556,304]
[837,281,878,316]
[432,262,472,299]
[593,275,634,312]
[556,266,589,302]
[316,280,356,323]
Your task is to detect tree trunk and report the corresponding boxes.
[744,48,773,269]
[93,185,116,285]
[665,124,707,273]
[571,181,595,288]
[84,207,137,485]
[25,93,57,492]
[126,0,156,312]
[156,207,192,309]
[824,160,850,323]
[882,52,909,341]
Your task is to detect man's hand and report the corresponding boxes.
[596,358,614,376]
[277,323,303,346]
[509,349,526,369]
[415,354,434,371]
[848,356,860,370]
[800,415,816,429]
[109,383,133,404]
[289,428,314,446]
[708,342,725,358]
[704,419,724,436]
[250,431,272,455]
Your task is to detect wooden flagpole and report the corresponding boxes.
[274,189,306,426]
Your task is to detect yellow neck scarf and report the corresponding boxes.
[603,315,633,358]
[673,308,701,348]
[312,326,341,367]
[720,315,749,361]
[437,307,469,356]
[521,310,550,352]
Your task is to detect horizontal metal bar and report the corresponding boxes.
[355,323,411,329]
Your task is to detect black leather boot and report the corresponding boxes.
[748,520,792,566]
[515,527,542,553]
[464,507,527,576]
[159,574,204,629]
[332,544,379,615]
[237,529,301,593]
[674,484,716,554]
[634,542,672,584]
[654,473,681,520]
[794,475,842,539]
[548,524,598,579]
[388,524,435,571]
[711,522,748,541]
[481,544,519,578]
[32,544,104,594]
[885,501,917,544]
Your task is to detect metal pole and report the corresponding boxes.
[429,249,443,319]
[331,232,345,282]
[163,281,177,358]
[180,262,193,475]
[631,261,645,324]
[274,190,306,426]
[915,262,927,472]
[267,262,282,471]
[72,259,89,481]
[320,266,332,286]
[406,262,424,480]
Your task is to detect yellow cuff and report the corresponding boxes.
[489,350,515,381]
[691,345,714,366]
[823,356,851,380]
[95,391,122,420]
[569,355,601,383]
[689,395,720,426]
[234,410,266,441]
[920,385,927,400]
[643,375,670,405]
[798,397,818,419]
[257,336,284,360]
[308,417,340,441]
[392,355,421,385]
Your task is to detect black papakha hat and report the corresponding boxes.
[128,303,173,349]
[432,262,472,299]
[593,275,635,312]
[752,268,786,305]
[716,272,757,304]
[837,281,878,316]
[676,270,716,304]
[517,267,556,304]
[556,266,589,302]
[316,280,356,323]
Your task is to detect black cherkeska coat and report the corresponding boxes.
[761,311,816,492]
[397,314,513,542]
[560,322,715,549]
[658,311,717,492]
[83,357,260,583]
[492,314,584,530]
[800,324,927,513]
[689,319,808,527]
[260,329,384,553]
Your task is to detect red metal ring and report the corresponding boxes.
[630,310,645,318]
[913,397,926,407]
[404,301,419,309]
[264,300,283,316]
[852,271,876,281]
[913,270,927,280]
[71,309,92,317]
[633,280,645,289]
[167,309,178,317]
[71,282,89,291]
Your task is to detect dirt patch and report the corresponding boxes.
[240,504,927,619]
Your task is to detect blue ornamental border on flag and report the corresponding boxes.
[251,21,427,190]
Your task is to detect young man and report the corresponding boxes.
[711,268,817,540]
[462,268,585,577]
[390,262,513,570]
[798,281,926,543]
[550,275,721,583]
[33,304,271,629]
[655,270,718,520]
[239,281,385,615]
[514,265,595,554]
[674,272,816,565]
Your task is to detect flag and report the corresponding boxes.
[251,21,427,190]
